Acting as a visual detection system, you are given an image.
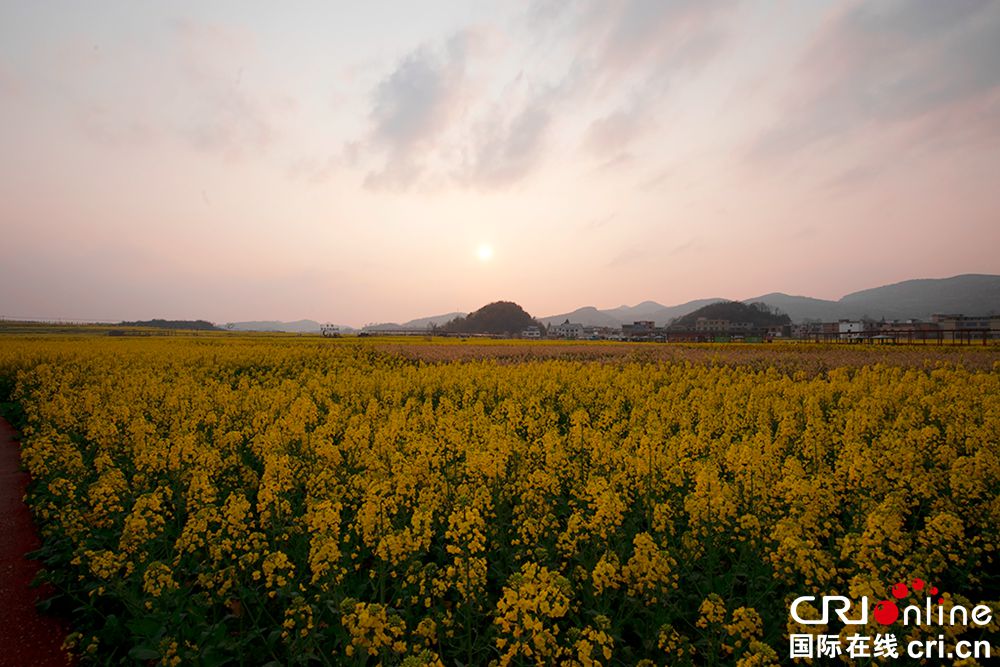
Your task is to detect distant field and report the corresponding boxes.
[368,337,1000,371]
[0,335,997,665]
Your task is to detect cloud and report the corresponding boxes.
[666,236,702,256]
[179,68,277,159]
[370,47,463,153]
[56,17,290,161]
[362,27,562,191]
[583,102,651,160]
[532,0,733,99]
[640,167,674,192]
[358,3,738,190]
[605,234,702,269]
[576,0,731,80]
[533,1,736,162]
[77,107,159,148]
[751,0,1000,160]
[605,244,648,268]
[458,98,552,188]
[170,18,284,160]
[364,34,472,189]
[583,213,616,231]
[567,0,740,168]
[287,154,341,184]
[0,60,25,99]
[825,163,882,194]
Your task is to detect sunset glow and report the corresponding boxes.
[1,2,998,326]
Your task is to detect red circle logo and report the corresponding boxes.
[873,600,899,625]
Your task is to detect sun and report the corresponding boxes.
[476,243,494,262]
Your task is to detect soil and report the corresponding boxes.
[0,417,71,666]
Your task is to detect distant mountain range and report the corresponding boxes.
[226,319,354,333]
[226,312,466,334]
[541,274,1000,326]
[221,275,999,332]
[362,312,466,332]
[673,301,790,328]
[542,298,725,328]
[119,319,220,331]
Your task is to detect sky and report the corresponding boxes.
[1,1,999,327]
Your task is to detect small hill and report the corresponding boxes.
[540,306,621,328]
[404,312,467,329]
[363,322,405,332]
[227,319,330,333]
[838,274,1000,320]
[441,301,540,335]
[673,301,791,329]
[746,293,841,322]
[119,319,220,331]
[542,298,727,327]
[746,275,1000,322]
[626,298,728,325]
[364,312,466,332]
[370,274,1000,330]
[603,300,667,321]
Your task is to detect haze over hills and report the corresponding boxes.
[226,320,355,333]
[604,300,678,322]
[545,298,728,327]
[362,312,466,332]
[674,301,791,329]
[746,275,1000,322]
[836,274,1000,320]
[742,294,840,323]
[218,275,998,332]
[541,275,999,327]
[119,319,220,331]
[440,302,541,335]
[539,307,622,328]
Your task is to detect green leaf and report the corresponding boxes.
[126,617,164,638]
[129,646,161,660]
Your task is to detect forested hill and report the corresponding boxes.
[118,319,220,331]
[441,301,541,334]
[673,301,791,327]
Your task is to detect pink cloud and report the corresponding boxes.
[751,0,1000,160]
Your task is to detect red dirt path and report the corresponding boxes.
[0,417,69,666]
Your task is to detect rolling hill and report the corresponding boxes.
[538,274,999,326]
[226,274,999,333]
[542,298,726,327]
[363,311,467,332]
[746,275,1000,321]
[836,274,1000,320]
[673,301,790,328]
[539,307,622,328]
[441,302,540,335]
[743,294,841,322]
[226,319,348,333]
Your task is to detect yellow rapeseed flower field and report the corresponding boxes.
[0,336,997,665]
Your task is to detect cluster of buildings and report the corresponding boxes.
[528,314,1000,344]
[789,314,999,343]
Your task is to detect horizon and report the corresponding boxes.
[2,2,1000,327]
[4,271,996,329]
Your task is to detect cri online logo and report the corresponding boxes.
[790,579,993,628]
[871,579,939,625]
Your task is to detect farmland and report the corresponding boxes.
[1,336,998,665]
